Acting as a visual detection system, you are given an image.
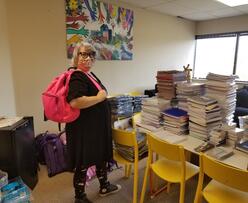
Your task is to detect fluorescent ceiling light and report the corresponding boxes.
[216,0,248,7]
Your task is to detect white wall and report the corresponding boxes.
[0,0,16,116]
[3,0,195,133]
[196,14,248,35]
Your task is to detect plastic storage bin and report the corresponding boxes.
[1,177,30,203]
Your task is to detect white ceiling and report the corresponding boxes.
[119,0,248,21]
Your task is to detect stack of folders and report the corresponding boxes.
[188,96,222,141]
[162,107,189,135]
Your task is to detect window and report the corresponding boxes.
[236,35,248,81]
[194,32,248,81]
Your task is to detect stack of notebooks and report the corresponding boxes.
[138,97,170,132]
[209,128,227,145]
[132,95,148,113]
[227,127,245,146]
[114,131,148,162]
[108,95,133,117]
[206,146,234,160]
[188,96,222,141]
[156,70,186,100]
[176,81,205,111]
[205,72,238,124]
[162,107,189,135]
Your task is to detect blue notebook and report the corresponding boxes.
[163,108,188,118]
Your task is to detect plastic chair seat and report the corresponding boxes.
[203,180,248,203]
[152,158,199,183]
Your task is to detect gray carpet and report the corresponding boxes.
[32,158,200,203]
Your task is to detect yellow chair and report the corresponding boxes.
[140,133,199,203]
[129,91,141,96]
[132,112,141,129]
[194,153,248,203]
[112,128,139,203]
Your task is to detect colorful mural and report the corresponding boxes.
[65,0,134,60]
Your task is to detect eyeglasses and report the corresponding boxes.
[78,51,96,59]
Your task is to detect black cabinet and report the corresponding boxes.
[0,117,38,189]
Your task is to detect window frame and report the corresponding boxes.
[194,31,248,81]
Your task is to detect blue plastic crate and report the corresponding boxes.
[1,177,30,203]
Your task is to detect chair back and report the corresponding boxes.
[132,112,141,129]
[129,91,141,96]
[200,154,248,192]
[112,128,137,147]
[147,133,184,162]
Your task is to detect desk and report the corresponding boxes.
[152,130,248,170]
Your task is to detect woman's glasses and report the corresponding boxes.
[78,51,96,59]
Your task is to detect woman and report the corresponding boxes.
[66,42,121,203]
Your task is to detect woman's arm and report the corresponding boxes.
[70,90,107,109]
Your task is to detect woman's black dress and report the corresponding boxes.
[65,71,113,170]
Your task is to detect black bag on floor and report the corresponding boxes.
[35,131,68,177]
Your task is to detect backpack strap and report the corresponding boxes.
[84,72,102,91]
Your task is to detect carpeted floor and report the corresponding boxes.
[32,158,201,203]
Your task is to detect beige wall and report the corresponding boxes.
[196,14,248,35]
[2,0,195,133]
[0,0,16,116]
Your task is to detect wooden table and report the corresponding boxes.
[152,130,248,170]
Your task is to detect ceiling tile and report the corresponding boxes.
[149,1,198,17]
[119,0,172,8]
[182,12,217,21]
[209,8,244,18]
[174,0,229,11]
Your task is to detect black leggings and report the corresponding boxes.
[73,163,109,198]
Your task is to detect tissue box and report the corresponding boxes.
[1,177,30,203]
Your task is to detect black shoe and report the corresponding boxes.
[99,183,121,197]
[75,194,92,203]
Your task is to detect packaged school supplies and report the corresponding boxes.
[1,177,31,203]
[0,170,8,189]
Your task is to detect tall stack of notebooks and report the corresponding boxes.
[205,72,238,124]
[188,96,222,141]
[176,81,205,111]
[138,97,170,132]
[156,70,186,99]
[162,107,189,135]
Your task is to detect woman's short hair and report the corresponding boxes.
[71,42,96,67]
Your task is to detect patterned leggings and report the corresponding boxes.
[73,163,109,198]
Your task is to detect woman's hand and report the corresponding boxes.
[97,90,107,102]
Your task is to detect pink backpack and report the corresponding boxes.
[42,69,102,123]
[42,69,79,123]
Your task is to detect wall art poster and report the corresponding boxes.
[65,0,134,60]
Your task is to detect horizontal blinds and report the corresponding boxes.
[196,31,248,39]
